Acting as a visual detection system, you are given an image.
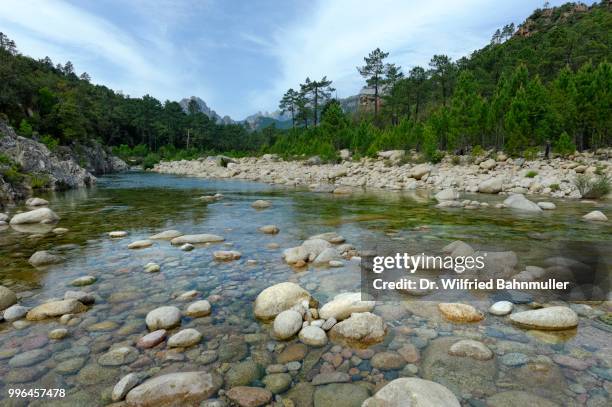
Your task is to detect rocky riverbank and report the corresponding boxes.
[0,121,127,204]
[153,149,612,200]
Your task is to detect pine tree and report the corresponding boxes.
[300,77,334,126]
[429,55,455,106]
[448,71,484,150]
[357,48,390,116]
[504,86,530,155]
[279,88,299,129]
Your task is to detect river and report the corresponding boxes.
[0,171,610,406]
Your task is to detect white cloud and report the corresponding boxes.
[0,0,211,101]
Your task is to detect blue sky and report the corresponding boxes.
[0,0,570,119]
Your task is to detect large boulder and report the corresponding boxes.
[508,306,578,330]
[125,371,223,406]
[9,208,59,224]
[479,158,497,170]
[328,312,386,346]
[26,299,87,320]
[145,306,182,330]
[301,238,332,260]
[582,210,608,222]
[478,178,503,194]
[503,194,542,212]
[254,282,312,320]
[434,188,460,201]
[283,246,309,264]
[319,292,375,321]
[410,164,431,180]
[171,234,224,245]
[362,378,460,407]
[26,197,49,206]
[0,285,18,311]
[28,250,63,267]
[312,248,341,265]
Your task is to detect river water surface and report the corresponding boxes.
[0,172,610,406]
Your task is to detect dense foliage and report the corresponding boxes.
[0,2,610,166]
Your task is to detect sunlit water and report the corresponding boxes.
[0,171,610,406]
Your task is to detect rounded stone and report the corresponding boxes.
[145,306,182,330]
[226,386,272,407]
[438,303,484,323]
[98,346,139,366]
[167,328,202,348]
[0,285,18,310]
[49,328,69,340]
[448,339,493,361]
[185,300,212,317]
[273,310,303,340]
[262,373,292,394]
[508,306,578,330]
[137,329,167,348]
[362,378,460,407]
[489,301,513,316]
[298,326,328,347]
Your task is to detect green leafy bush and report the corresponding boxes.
[549,183,560,191]
[525,170,538,178]
[18,119,33,137]
[471,145,485,157]
[554,132,575,157]
[523,147,539,161]
[40,135,59,151]
[142,153,161,170]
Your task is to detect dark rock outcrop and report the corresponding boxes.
[0,121,126,203]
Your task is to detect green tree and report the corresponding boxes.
[300,77,334,126]
[279,88,299,129]
[448,71,484,150]
[428,54,455,106]
[357,48,389,116]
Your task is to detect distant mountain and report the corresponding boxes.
[178,96,234,125]
[179,97,295,130]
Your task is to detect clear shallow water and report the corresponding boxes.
[0,171,610,406]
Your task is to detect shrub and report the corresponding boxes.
[451,155,461,165]
[423,125,444,164]
[549,183,560,192]
[525,170,538,178]
[29,174,50,189]
[554,132,576,157]
[471,145,485,157]
[40,135,59,151]
[18,119,33,137]
[1,167,24,184]
[574,174,611,199]
[142,153,160,170]
[523,147,539,161]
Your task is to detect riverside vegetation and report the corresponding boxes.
[0,2,611,406]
